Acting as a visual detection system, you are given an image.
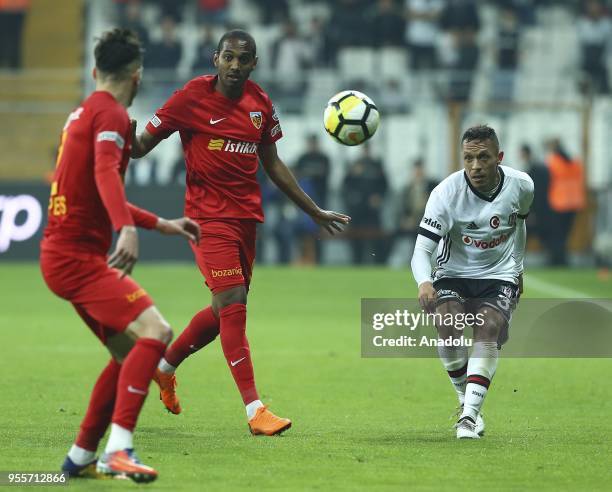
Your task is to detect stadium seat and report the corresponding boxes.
[337,48,376,84]
[304,68,340,115]
[228,0,260,27]
[378,47,408,82]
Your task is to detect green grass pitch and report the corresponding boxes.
[1,264,611,490]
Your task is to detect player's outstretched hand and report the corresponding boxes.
[418,281,437,313]
[108,225,139,278]
[312,209,351,235]
[156,217,201,245]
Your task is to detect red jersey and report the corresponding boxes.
[42,91,157,259]
[145,75,283,222]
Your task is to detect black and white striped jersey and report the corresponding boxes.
[416,165,534,284]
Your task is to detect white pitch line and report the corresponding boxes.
[524,274,592,298]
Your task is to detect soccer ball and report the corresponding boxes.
[323,90,380,146]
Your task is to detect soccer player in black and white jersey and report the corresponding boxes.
[411,125,534,439]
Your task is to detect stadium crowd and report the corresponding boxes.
[105,0,612,108]
[101,0,609,267]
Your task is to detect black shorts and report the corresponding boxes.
[432,277,519,323]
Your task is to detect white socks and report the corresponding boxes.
[437,345,469,404]
[68,444,95,466]
[245,399,264,419]
[157,357,176,374]
[104,424,134,454]
[461,341,498,422]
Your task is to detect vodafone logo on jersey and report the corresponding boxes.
[462,233,509,250]
[0,195,43,253]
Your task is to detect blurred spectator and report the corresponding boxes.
[197,0,228,26]
[253,0,289,25]
[295,135,331,209]
[388,158,437,267]
[496,6,519,70]
[520,144,553,257]
[156,0,185,22]
[377,79,409,113]
[545,138,586,266]
[192,24,217,74]
[577,0,611,94]
[328,0,371,53]
[270,21,311,111]
[342,144,389,264]
[404,0,444,70]
[0,0,30,69]
[307,16,334,67]
[371,0,405,47]
[447,29,479,102]
[113,0,129,18]
[120,0,150,54]
[146,15,183,70]
[257,165,294,264]
[293,135,332,264]
[146,15,183,106]
[496,0,536,26]
[440,0,480,32]
[439,0,480,102]
[491,5,520,101]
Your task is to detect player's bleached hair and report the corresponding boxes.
[461,125,500,151]
[216,29,257,56]
[94,28,143,79]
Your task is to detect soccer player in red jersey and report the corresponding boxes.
[40,29,200,482]
[131,30,350,435]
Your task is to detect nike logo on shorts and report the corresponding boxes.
[210,117,227,125]
[230,357,246,367]
[127,385,147,395]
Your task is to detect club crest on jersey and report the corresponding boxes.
[250,111,262,129]
[489,215,500,229]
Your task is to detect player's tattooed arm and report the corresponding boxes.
[130,120,161,158]
[259,143,350,234]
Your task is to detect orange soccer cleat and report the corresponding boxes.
[96,449,157,483]
[152,369,182,415]
[248,406,292,436]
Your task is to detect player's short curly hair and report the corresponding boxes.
[216,29,257,57]
[94,28,143,78]
[461,125,500,151]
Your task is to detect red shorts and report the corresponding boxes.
[40,250,154,344]
[191,219,257,294]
